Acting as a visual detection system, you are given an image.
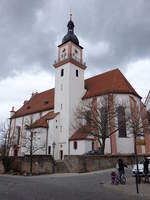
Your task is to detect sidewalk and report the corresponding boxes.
[105,176,150,198]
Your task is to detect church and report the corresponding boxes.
[8,14,150,160]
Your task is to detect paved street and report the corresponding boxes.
[0,169,149,200]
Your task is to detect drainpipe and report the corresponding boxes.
[46,127,48,155]
[68,139,70,155]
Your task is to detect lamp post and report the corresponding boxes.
[52,141,56,159]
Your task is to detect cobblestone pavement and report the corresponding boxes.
[0,169,149,200]
[104,175,150,199]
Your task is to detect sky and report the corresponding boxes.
[0,0,150,123]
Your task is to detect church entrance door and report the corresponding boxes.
[60,150,63,160]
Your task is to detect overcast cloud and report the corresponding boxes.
[0,0,150,122]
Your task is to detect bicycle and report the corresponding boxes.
[119,173,126,184]
[111,171,126,185]
[144,173,149,183]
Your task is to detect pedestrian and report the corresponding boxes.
[143,157,149,183]
[116,158,127,182]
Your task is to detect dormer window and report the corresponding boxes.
[27,106,30,109]
[44,101,49,105]
[61,69,64,77]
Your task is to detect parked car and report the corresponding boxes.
[86,149,102,155]
[132,157,150,176]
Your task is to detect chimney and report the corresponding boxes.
[10,106,15,117]
[32,92,38,97]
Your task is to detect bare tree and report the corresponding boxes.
[126,101,150,193]
[0,120,10,156]
[74,95,126,154]
[22,119,46,175]
[22,127,46,154]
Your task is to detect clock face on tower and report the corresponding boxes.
[58,42,82,63]
[60,45,68,61]
[72,46,80,62]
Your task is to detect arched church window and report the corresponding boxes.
[117,106,127,137]
[76,69,78,77]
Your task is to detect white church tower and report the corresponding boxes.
[53,13,86,159]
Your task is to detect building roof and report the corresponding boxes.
[62,19,79,46]
[69,127,94,141]
[30,111,59,129]
[83,68,141,99]
[12,88,54,118]
[145,91,150,106]
[11,68,141,119]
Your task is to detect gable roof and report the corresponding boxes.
[30,111,59,129]
[12,88,54,118]
[69,127,94,141]
[11,68,141,119]
[83,68,141,99]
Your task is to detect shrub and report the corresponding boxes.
[2,156,12,172]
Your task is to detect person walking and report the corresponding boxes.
[117,158,127,183]
[143,157,149,183]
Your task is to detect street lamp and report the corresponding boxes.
[52,141,56,158]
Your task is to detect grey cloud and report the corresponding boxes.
[0,0,56,79]
[75,0,150,71]
[0,0,150,79]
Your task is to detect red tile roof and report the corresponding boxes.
[12,69,141,119]
[69,127,94,141]
[83,69,141,99]
[12,88,54,118]
[30,111,59,129]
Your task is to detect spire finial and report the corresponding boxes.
[70,8,72,20]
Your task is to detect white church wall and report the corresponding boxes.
[70,140,92,155]
[54,61,86,159]
[96,94,140,154]
[104,138,111,154]
[69,63,86,135]
[114,94,141,154]
[33,128,47,155]
[47,115,60,159]
[9,109,53,156]
[21,127,47,155]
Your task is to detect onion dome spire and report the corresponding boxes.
[62,11,79,45]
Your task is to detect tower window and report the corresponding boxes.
[61,69,64,77]
[61,104,62,109]
[76,69,78,77]
[73,141,78,150]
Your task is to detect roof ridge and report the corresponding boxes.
[85,68,119,82]
[32,88,54,96]
[118,70,141,98]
